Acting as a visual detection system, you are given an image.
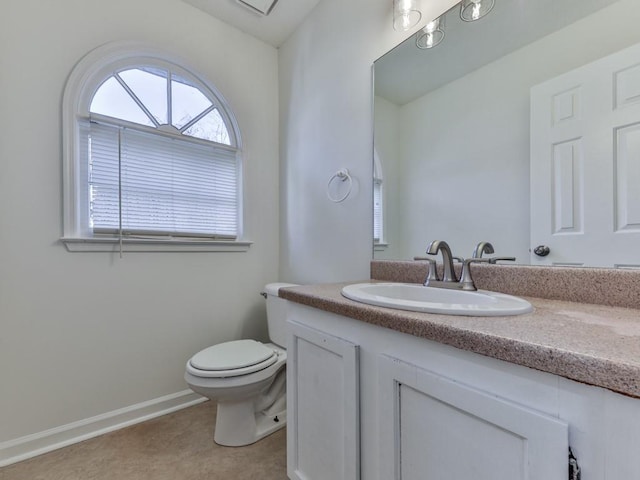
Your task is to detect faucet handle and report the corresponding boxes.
[459,258,491,291]
[488,256,516,264]
[419,258,439,285]
[413,257,439,282]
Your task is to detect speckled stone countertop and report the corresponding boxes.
[280,280,640,399]
[371,260,640,309]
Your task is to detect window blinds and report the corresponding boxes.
[88,122,238,238]
[373,179,383,242]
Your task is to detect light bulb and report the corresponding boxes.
[460,0,495,22]
[393,0,422,31]
[472,2,481,20]
[415,15,444,49]
[402,14,411,30]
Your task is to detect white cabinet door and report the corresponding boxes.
[287,320,360,480]
[378,355,568,480]
[531,41,640,267]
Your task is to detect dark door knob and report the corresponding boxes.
[533,245,550,257]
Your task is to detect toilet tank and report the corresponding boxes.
[264,283,298,348]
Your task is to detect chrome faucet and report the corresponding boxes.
[473,241,515,264]
[473,241,494,258]
[426,240,457,283]
[424,240,516,291]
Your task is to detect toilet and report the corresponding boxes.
[184,283,296,447]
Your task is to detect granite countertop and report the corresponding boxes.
[279,281,640,399]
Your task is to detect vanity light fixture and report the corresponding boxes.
[460,0,495,22]
[393,0,422,32]
[416,16,445,49]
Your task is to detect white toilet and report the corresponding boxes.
[184,283,296,447]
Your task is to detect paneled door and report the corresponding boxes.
[531,41,640,267]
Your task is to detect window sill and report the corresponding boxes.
[61,237,253,253]
[374,242,389,252]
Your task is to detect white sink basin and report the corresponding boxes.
[341,283,533,316]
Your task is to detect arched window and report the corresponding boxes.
[62,43,247,252]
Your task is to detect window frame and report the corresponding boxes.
[61,41,250,252]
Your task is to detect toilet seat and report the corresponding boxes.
[187,339,279,378]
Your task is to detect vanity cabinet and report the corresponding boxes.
[377,355,567,480]
[285,301,640,480]
[286,320,360,480]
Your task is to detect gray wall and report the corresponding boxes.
[0,0,279,446]
[278,0,457,283]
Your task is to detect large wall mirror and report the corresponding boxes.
[374,0,640,268]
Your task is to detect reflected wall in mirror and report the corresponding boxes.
[373,0,640,268]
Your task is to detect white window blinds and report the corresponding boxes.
[373,179,383,242]
[88,122,238,238]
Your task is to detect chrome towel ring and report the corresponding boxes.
[327,168,353,203]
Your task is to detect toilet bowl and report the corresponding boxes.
[184,283,297,447]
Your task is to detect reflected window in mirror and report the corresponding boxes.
[373,149,386,249]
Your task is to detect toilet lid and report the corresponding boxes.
[189,339,277,372]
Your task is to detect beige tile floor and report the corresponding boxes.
[0,401,287,480]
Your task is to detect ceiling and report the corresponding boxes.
[181,0,322,47]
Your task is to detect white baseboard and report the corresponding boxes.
[0,390,207,468]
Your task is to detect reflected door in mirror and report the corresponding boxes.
[531,41,640,268]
